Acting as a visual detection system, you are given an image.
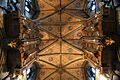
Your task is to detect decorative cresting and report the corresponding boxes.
[33,0,103,80]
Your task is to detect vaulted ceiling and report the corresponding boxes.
[23,0,103,80]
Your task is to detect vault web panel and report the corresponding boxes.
[38,0,55,10]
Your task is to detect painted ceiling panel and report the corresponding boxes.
[61,72,78,80]
[39,25,60,37]
[39,29,56,40]
[38,40,61,54]
[44,72,60,80]
[61,41,84,54]
[62,25,85,39]
[61,0,75,7]
[64,10,89,19]
[39,13,60,23]
[61,54,84,66]
[60,12,82,23]
[39,55,61,67]
[38,11,55,19]
[65,60,85,68]
[65,0,86,10]
[65,68,84,80]
[38,40,57,51]
[37,61,56,68]
[38,69,57,80]
[38,0,55,10]
[42,0,60,8]
[61,22,84,36]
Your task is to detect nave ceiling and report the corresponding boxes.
[22,0,102,80]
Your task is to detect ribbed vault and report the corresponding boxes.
[24,0,103,80]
